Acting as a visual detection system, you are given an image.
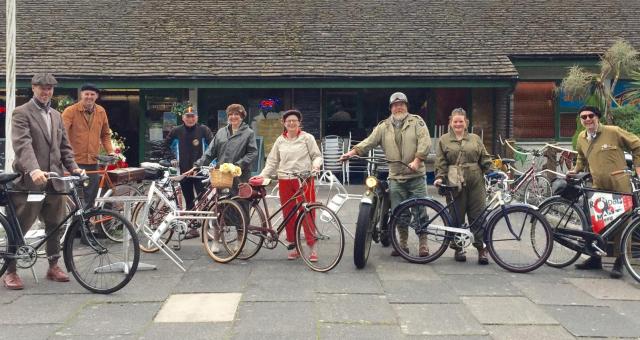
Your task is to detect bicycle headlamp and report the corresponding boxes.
[365,176,378,188]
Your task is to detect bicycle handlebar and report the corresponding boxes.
[345,155,412,169]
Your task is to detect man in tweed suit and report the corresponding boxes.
[3,73,83,290]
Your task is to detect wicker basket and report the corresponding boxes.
[210,169,234,188]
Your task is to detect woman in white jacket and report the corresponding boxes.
[252,109,323,260]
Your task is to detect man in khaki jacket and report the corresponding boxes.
[571,105,640,278]
[62,83,114,208]
[341,92,431,257]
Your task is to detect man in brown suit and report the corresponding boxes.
[62,83,114,208]
[3,73,84,290]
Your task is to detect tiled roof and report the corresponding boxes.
[1,0,639,79]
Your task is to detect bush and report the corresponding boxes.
[612,105,640,136]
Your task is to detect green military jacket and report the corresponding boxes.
[575,124,640,192]
[435,130,492,182]
[353,114,431,180]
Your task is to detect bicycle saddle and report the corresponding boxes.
[0,173,20,184]
[500,158,516,165]
[566,172,591,184]
[249,177,271,187]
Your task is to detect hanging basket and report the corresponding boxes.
[210,169,234,188]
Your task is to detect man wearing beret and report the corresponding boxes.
[62,83,115,208]
[570,105,640,279]
[4,73,84,290]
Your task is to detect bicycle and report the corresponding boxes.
[349,156,404,269]
[537,171,640,282]
[234,171,345,272]
[131,162,246,267]
[388,182,554,273]
[0,172,140,294]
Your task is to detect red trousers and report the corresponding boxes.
[278,178,316,246]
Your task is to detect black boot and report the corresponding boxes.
[575,256,602,270]
[610,256,624,279]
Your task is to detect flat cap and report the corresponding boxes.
[31,73,58,86]
[80,83,100,93]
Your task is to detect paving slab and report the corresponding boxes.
[232,301,316,339]
[462,297,558,325]
[392,304,487,336]
[316,294,397,324]
[0,294,90,325]
[544,305,640,338]
[485,325,575,340]
[375,261,441,281]
[315,272,384,294]
[567,278,640,300]
[93,273,183,303]
[382,280,460,303]
[243,275,316,302]
[605,300,640,327]
[444,275,522,296]
[431,260,500,275]
[59,302,161,336]
[173,268,250,293]
[155,293,240,323]
[49,334,137,340]
[511,281,607,306]
[0,324,59,339]
[318,323,404,340]
[140,322,232,340]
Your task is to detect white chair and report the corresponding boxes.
[321,135,346,183]
[345,132,369,184]
[368,146,388,176]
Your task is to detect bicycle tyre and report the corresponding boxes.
[388,198,450,264]
[0,213,15,277]
[296,204,344,272]
[537,197,584,268]
[131,198,174,253]
[203,199,246,263]
[523,175,552,206]
[485,205,552,273]
[64,209,139,294]
[100,183,144,242]
[621,219,640,283]
[235,199,266,260]
[379,195,391,247]
[354,202,375,269]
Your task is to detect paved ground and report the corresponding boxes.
[2,185,640,339]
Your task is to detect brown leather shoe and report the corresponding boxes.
[478,248,489,265]
[454,249,467,262]
[46,265,70,282]
[391,247,409,257]
[3,272,24,290]
[418,245,430,257]
[184,229,200,240]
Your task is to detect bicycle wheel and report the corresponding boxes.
[203,199,246,263]
[296,204,344,272]
[523,175,552,206]
[0,214,14,277]
[64,209,139,294]
[235,199,266,260]
[100,184,143,242]
[537,197,584,268]
[621,220,640,283]
[131,198,174,253]
[354,201,376,269]
[389,198,450,264]
[485,205,552,273]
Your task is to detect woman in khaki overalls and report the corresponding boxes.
[434,108,493,264]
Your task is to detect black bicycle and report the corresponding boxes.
[538,172,640,282]
[388,183,553,273]
[0,172,140,294]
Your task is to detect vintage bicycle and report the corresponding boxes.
[388,182,554,273]
[130,162,246,268]
[0,173,139,294]
[234,171,345,272]
[537,171,640,282]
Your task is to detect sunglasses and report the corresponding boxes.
[580,113,595,120]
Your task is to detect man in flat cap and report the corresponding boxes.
[3,73,84,290]
[62,83,115,208]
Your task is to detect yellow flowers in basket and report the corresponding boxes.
[210,163,241,188]
[219,163,242,177]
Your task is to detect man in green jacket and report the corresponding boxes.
[341,92,431,257]
[571,105,640,278]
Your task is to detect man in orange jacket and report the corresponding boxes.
[62,83,115,208]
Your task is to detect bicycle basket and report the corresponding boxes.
[209,169,234,189]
